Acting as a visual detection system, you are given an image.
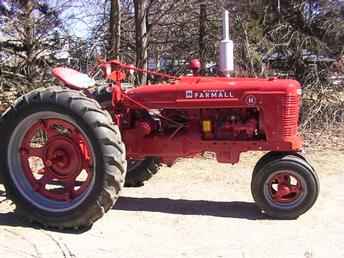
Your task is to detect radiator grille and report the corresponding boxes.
[280,95,299,137]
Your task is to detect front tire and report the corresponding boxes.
[251,154,319,219]
[0,87,126,229]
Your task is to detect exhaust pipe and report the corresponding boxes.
[219,10,234,76]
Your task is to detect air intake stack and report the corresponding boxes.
[219,10,234,76]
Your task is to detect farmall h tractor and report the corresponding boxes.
[0,11,319,229]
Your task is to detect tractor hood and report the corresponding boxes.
[125,76,301,109]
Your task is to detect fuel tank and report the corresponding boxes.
[125,76,302,109]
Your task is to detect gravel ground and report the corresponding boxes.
[0,150,343,258]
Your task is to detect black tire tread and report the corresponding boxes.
[125,158,161,187]
[252,151,315,179]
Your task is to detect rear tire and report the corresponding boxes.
[0,87,126,229]
[90,85,161,187]
[251,154,319,219]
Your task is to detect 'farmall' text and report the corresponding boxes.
[185,90,234,99]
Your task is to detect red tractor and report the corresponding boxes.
[0,58,319,229]
[0,12,319,229]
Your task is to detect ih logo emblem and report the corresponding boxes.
[245,95,257,105]
[186,90,193,99]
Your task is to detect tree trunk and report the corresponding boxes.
[134,0,148,85]
[199,4,207,71]
[109,0,121,59]
[21,0,34,81]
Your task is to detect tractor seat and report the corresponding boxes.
[52,67,96,90]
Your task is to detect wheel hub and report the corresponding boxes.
[45,137,83,179]
[268,171,303,204]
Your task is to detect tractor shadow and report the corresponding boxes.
[0,212,31,228]
[114,196,274,220]
[0,190,31,229]
[0,190,90,233]
[0,211,91,233]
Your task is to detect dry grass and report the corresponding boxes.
[303,127,344,151]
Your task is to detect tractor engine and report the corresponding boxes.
[130,108,263,142]
[199,108,261,141]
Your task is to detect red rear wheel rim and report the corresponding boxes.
[19,118,94,202]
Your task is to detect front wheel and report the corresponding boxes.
[0,87,126,229]
[251,154,319,219]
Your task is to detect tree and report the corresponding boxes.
[0,0,64,90]
[199,4,207,70]
[109,0,121,59]
[134,0,148,84]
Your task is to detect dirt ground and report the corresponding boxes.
[0,150,343,258]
